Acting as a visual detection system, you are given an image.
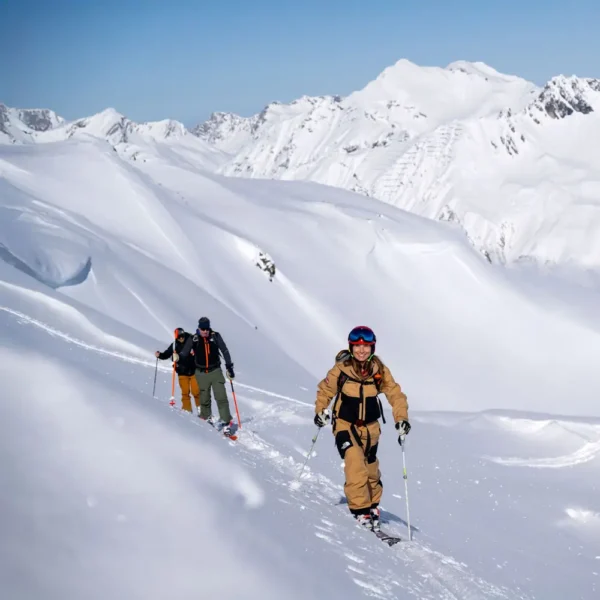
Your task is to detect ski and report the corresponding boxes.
[373,529,402,546]
[351,516,403,546]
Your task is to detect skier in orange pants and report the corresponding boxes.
[156,328,199,412]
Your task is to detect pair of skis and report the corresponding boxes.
[167,397,238,441]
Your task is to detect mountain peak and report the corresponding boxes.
[0,104,64,142]
[445,60,523,83]
[95,107,125,121]
[141,118,188,140]
[348,57,535,124]
[17,107,64,132]
[527,75,600,120]
[191,111,253,150]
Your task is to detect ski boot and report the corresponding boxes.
[354,513,374,531]
[222,420,234,437]
[199,415,217,427]
[370,507,381,532]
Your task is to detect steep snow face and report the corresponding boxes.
[194,60,600,271]
[442,75,600,269]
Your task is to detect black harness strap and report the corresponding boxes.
[350,424,364,450]
[333,369,386,426]
[378,397,386,424]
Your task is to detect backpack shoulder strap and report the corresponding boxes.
[336,371,349,397]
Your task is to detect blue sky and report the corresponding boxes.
[2,0,599,126]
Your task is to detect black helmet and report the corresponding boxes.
[174,327,185,339]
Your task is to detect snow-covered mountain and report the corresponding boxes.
[193,59,600,271]
[0,104,64,142]
[2,127,600,599]
[4,57,600,271]
[0,103,228,171]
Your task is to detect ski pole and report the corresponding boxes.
[169,364,176,406]
[399,435,412,541]
[228,378,242,429]
[293,427,322,486]
[169,330,177,407]
[152,357,158,397]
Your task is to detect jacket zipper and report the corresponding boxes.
[204,339,210,373]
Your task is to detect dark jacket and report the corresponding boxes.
[192,329,233,374]
[158,332,196,376]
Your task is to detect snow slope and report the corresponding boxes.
[2,138,600,414]
[1,138,600,599]
[194,59,600,272]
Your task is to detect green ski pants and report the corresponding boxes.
[195,368,233,423]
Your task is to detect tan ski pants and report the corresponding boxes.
[334,419,382,514]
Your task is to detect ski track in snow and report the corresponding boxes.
[0,305,154,367]
[1,306,533,600]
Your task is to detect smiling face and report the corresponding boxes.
[351,344,372,362]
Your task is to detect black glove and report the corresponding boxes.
[314,409,330,428]
[395,420,411,436]
[226,365,235,379]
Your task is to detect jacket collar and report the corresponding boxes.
[339,360,379,380]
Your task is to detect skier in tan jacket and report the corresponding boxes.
[314,325,411,532]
